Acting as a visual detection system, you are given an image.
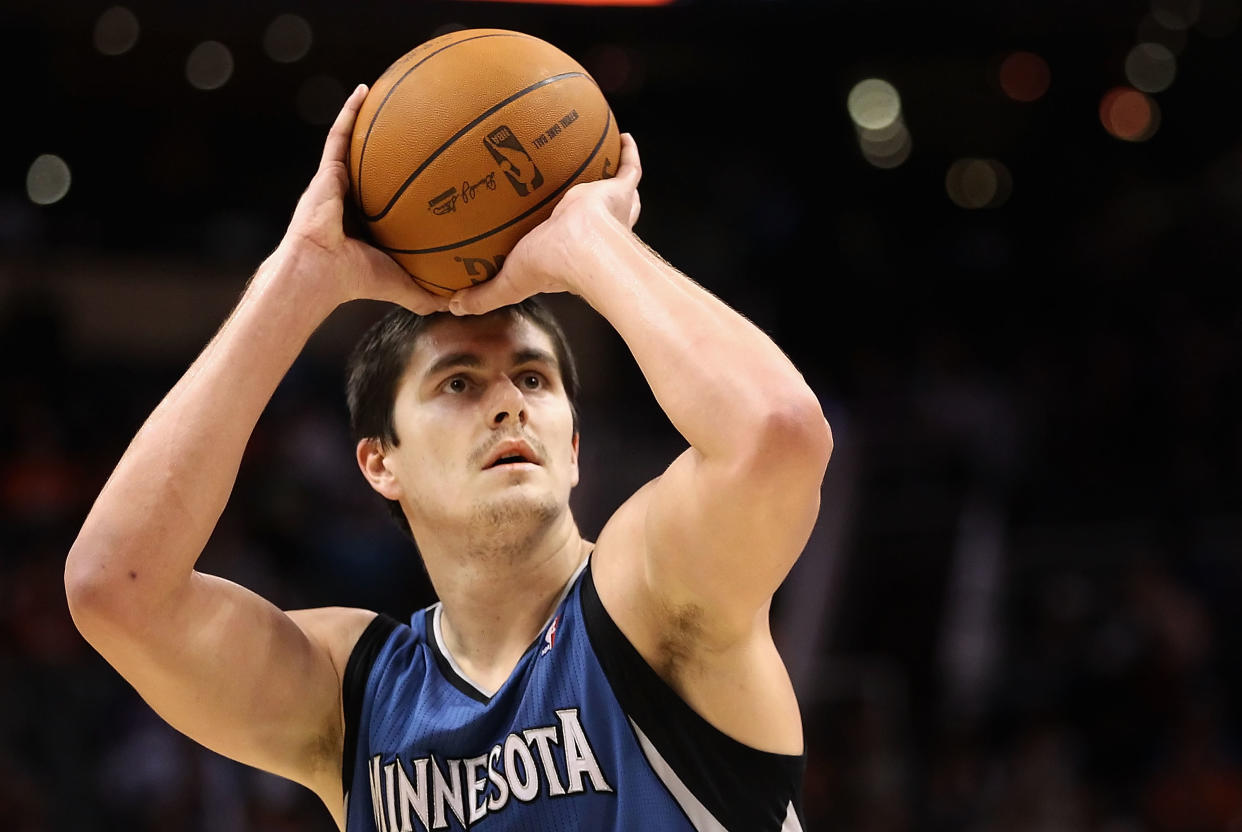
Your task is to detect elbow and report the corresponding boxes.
[755,391,833,474]
[64,543,133,634]
[64,548,108,631]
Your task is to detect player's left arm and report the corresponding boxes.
[449,135,832,643]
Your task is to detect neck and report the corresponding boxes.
[414,507,591,684]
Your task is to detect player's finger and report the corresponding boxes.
[616,133,642,188]
[362,247,451,313]
[398,282,452,315]
[320,84,368,170]
[448,275,529,316]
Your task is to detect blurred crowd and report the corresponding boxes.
[2,251,1241,831]
[6,0,1242,826]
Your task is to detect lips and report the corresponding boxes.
[482,438,540,469]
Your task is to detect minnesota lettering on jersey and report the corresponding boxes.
[366,708,612,831]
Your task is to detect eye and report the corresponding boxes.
[444,376,470,394]
[520,373,544,390]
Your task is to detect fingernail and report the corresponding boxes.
[355,83,368,95]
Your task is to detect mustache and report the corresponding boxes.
[469,433,548,468]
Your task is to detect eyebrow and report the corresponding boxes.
[513,348,559,371]
[422,347,559,381]
[423,351,482,380]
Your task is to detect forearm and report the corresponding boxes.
[66,245,338,607]
[573,212,824,459]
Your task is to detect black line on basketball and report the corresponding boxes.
[355,31,539,210]
[410,273,456,293]
[364,72,587,222]
[379,107,614,255]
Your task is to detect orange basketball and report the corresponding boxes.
[348,28,622,297]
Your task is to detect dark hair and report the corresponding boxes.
[345,297,580,537]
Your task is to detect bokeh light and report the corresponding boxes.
[93,6,139,56]
[1137,12,1190,52]
[1151,0,1202,30]
[263,14,313,64]
[1100,86,1161,141]
[26,154,72,205]
[998,51,1051,102]
[1125,42,1177,92]
[848,79,902,131]
[859,122,912,169]
[186,41,234,90]
[857,118,906,146]
[945,158,1012,209]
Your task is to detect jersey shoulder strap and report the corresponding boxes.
[580,562,808,831]
[341,612,402,796]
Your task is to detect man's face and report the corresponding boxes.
[380,311,579,535]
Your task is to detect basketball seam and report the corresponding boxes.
[380,105,614,256]
[410,273,457,293]
[364,72,587,223]
[355,31,543,213]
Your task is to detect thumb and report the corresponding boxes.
[447,274,530,316]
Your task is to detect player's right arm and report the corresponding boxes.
[63,84,444,819]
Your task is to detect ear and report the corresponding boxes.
[356,437,404,501]
[569,432,580,488]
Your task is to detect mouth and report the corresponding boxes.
[487,456,536,468]
[482,440,541,470]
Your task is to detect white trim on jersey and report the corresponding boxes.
[630,718,805,832]
[430,604,496,698]
[782,800,805,831]
[429,555,592,699]
[630,717,729,831]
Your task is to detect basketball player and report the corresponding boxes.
[65,84,831,831]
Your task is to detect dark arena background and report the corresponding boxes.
[4,0,1242,829]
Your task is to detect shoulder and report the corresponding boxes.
[590,480,710,669]
[589,483,804,755]
[591,478,730,650]
[286,607,383,681]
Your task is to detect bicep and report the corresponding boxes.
[78,571,358,795]
[644,420,830,636]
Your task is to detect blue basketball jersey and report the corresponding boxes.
[342,558,806,831]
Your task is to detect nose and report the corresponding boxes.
[488,377,527,428]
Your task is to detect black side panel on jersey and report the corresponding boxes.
[342,613,401,796]
[580,562,806,831]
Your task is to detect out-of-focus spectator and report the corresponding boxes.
[1144,695,1242,832]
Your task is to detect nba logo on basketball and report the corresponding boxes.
[541,616,560,656]
[485,125,544,196]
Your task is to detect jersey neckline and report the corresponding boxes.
[426,554,591,703]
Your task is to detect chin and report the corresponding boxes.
[461,492,566,560]
[470,490,562,529]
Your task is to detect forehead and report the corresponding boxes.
[407,312,557,376]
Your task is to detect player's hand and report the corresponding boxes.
[279,84,448,315]
[447,132,643,315]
